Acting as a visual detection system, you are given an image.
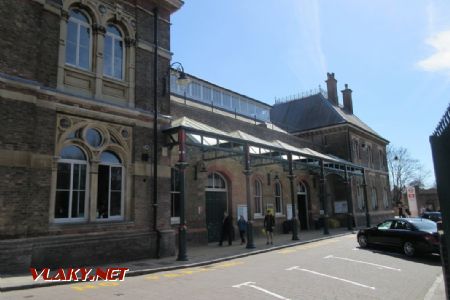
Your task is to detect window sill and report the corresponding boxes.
[275,213,285,218]
[65,64,95,77]
[254,213,264,219]
[103,75,128,87]
[52,218,88,224]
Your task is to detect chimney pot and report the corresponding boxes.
[325,72,338,105]
[341,84,353,114]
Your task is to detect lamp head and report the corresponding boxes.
[176,71,190,87]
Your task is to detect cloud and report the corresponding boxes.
[417,30,450,72]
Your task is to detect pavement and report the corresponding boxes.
[1,227,447,299]
[1,228,355,292]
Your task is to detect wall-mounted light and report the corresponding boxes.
[194,160,207,180]
[142,144,150,162]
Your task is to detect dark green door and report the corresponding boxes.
[298,195,308,230]
[205,191,227,242]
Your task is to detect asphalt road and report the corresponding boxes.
[2,234,444,300]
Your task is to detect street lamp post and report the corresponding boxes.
[288,153,299,240]
[169,62,190,261]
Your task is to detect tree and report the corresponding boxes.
[387,145,428,205]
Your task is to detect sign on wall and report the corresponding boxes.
[334,201,348,213]
[286,204,297,220]
[406,186,418,216]
[237,205,248,221]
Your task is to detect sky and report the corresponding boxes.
[171,0,450,187]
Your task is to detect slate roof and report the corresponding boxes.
[270,93,387,142]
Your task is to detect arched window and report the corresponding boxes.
[274,182,282,214]
[357,184,365,211]
[383,189,389,209]
[206,172,226,190]
[353,140,359,159]
[297,182,307,194]
[379,150,384,170]
[368,146,373,167]
[103,25,124,80]
[66,9,91,70]
[97,151,123,219]
[254,180,262,214]
[371,187,378,210]
[55,145,88,220]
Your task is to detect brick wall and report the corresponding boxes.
[0,1,59,88]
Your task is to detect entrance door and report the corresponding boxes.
[297,195,308,230]
[206,191,227,242]
[297,182,309,230]
[205,172,228,243]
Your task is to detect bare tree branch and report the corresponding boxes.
[387,145,428,204]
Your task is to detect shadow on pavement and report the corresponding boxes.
[357,245,442,267]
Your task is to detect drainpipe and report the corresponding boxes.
[153,7,160,258]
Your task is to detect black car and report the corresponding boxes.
[421,211,442,222]
[357,218,440,257]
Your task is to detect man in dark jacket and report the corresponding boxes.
[264,210,275,245]
[219,212,233,246]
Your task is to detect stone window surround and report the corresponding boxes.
[57,0,136,107]
[253,179,263,217]
[274,181,283,216]
[49,114,132,225]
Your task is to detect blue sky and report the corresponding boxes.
[171,0,450,186]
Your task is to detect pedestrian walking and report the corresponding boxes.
[264,210,275,245]
[219,212,233,246]
[237,215,247,245]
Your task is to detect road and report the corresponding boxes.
[2,234,444,299]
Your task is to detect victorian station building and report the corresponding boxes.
[0,0,392,273]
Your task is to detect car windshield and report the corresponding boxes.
[409,219,437,232]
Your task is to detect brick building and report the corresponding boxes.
[0,0,182,273]
[0,0,393,273]
[271,73,392,226]
[168,72,393,245]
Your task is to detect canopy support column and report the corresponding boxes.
[176,128,188,261]
[288,153,299,240]
[244,144,255,249]
[344,167,354,231]
[319,160,329,235]
[362,168,371,227]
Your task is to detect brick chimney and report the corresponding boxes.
[341,84,353,114]
[325,72,338,105]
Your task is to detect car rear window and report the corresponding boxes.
[409,219,437,231]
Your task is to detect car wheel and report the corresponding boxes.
[358,235,368,248]
[403,241,415,257]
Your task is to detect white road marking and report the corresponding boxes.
[286,266,376,290]
[324,254,401,271]
[424,274,443,300]
[352,248,359,251]
[232,281,291,300]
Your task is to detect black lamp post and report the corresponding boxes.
[288,153,299,240]
[169,62,190,261]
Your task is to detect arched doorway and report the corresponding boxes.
[205,172,228,242]
[297,181,309,230]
